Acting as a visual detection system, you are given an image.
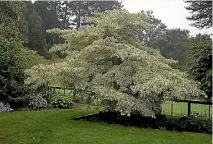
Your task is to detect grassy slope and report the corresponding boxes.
[0,108,211,144]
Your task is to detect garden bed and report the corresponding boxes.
[73,111,212,134]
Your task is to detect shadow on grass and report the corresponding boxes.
[73,111,212,134]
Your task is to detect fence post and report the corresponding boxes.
[187,101,191,117]
[97,98,99,111]
[208,103,211,120]
[171,102,173,117]
[48,85,50,102]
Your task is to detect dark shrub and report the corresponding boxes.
[28,95,47,110]
[74,111,212,134]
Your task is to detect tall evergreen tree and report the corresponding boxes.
[70,1,123,29]
[185,1,212,29]
[34,1,62,30]
[185,34,212,100]
[34,1,64,51]
[185,1,212,100]
[27,10,47,55]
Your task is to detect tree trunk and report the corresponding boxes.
[63,1,68,28]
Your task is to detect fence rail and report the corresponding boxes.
[162,100,212,119]
[49,86,212,119]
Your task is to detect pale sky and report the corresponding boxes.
[122,0,212,36]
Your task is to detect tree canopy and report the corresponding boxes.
[185,34,212,100]
[26,10,206,117]
[185,1,212,100]
[137,11,189,64]
[28,10,47,55]
[185,1,212,29]
[0,1,45,107]
[154,28,190,63]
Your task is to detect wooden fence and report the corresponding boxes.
[163,100,212,119]
[49,86,212,119]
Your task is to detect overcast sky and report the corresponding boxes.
[122,0,212,36]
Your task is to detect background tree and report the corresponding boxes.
[26,10,205,117]
[137,11,189,64]
[0,2,29,107]
[70,1,123,29]
[185,1,212,29]
[34,1,61,30]
[23,1,50,57]
[58,1,73,29]
[154,28,190,63]
[27,10,47,56]
[137,10,167,50]
[34,1,64,57]
[30,0,123,57]
[185,0,212,100]
[185,34,212,101]
[0,1,45,108]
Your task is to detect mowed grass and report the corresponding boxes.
[55,89,72,96]
[162,102,212,118]
[0,108,211,144]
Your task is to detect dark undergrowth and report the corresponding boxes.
[73,111,212,134]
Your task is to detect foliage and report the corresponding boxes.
[39,1,123,29]
[50,93,74,109]
[34,1,61,30]
[0,1,31,108]
[0,102,13,112]
[20,49,46,69]
[77,111,212,134]
[137,11,189,64]
[185,1,212,100]
[0,1,25,40]
[0,37,32,108]
[185,1,212,29]
[185,34,212,100]
[28,95,47,110]
[27,10,47,55]
[137,10,167,50]
[69,1,123,28]
[159,114,212,134]
[153,29,190,63]
[72,93,87,103]
[26,10,206,117]
[0,2,46,108]
[32,1,123,57]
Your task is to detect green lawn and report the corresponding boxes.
[162,102,212,118]
[0,108,211,144]
[55,89,72,97]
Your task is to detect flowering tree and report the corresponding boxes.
[25,10,205,117]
